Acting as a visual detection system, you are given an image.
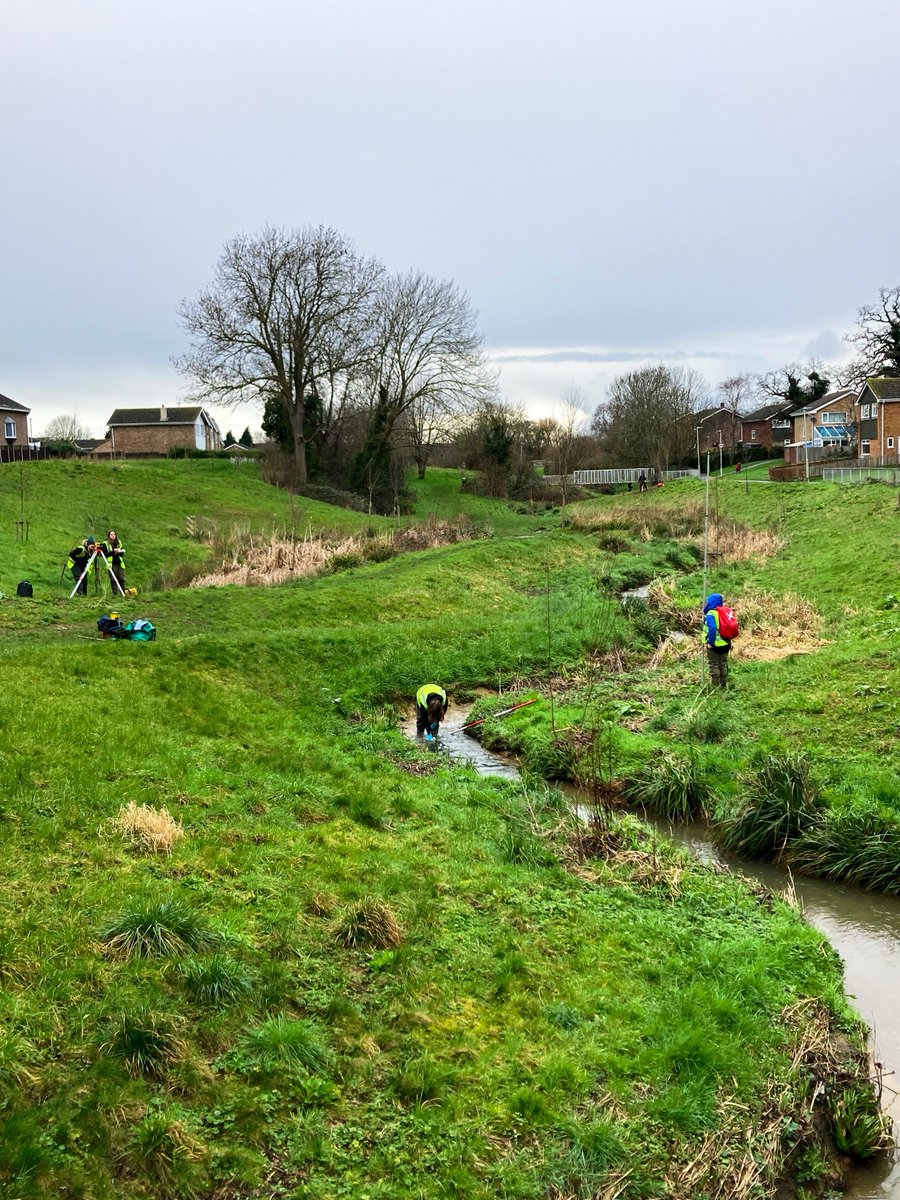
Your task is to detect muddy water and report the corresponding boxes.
[404,708,900,1198]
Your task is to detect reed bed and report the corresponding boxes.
[189,516,485,588]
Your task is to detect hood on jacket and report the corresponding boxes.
[703,593,724,614]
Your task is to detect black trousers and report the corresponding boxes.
[71,564,88,595]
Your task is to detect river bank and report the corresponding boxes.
[404,705,895,1198]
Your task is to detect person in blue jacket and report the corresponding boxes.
[703,592,732,688]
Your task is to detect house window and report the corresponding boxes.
[888,437,895,450]
[861,441,871,456]
[821,411,847,425]
[751,429,757,441]
[4,418,16,440]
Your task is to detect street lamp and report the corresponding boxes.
[695,426,701,476]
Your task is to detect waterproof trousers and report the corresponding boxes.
[707,646,729,689]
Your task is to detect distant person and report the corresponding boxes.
[703,593,738,689]
[735,461,742,473]
[638,472,647,493]
[102,529,126,592]
[67,537,95,596]
[415,684,449,741]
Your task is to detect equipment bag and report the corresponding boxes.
[97,614,126,638]
[716,605,739,640]
[124,619,156,642]
[16,580,33,598]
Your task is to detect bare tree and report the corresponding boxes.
[755,360,830,406]
[176,225,383,486]
[592,364,708,477]
[840,286,900,386]
[717,373,753,414]
[351,271,493,503]
[546,383,591,515]
[42,414,91,442]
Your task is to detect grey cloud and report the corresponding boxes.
[489,349,734,365]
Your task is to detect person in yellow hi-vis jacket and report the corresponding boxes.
[67,537,95,595]
[415,684,448,741]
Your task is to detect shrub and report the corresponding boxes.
[109,802,184,854]
[100,899,218,958]
[103,1008,185,1078]
[333,897,401,949]
[178,954,253,1008]
[328,550,364,572]
[625,752,712,821]
[597,531,630,553]
[362,539,396,562]
[719,751,820,859]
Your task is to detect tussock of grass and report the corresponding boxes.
[109,802,184,854]
[103,1009,186,1078]
[625,751,713,821]
[100,899,218,958]
[236,1016,332,1077]
[178,954,253,1008]
[333,897,402,949]
[719,752,820,860]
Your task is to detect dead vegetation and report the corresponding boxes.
[645,582,828,664]
[660,998,890,1199]
[187,516,486,588]
[108,802,184,854]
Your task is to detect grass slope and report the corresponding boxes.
[0,465,883,1198]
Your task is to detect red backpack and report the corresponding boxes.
[716,605,739,640]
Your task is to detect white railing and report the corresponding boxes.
[542,467,699,485]
[822,467,900,485]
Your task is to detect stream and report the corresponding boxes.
[402,706,900,1199]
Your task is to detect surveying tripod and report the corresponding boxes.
[69,545,126,599]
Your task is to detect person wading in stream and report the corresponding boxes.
[703,593,738,689]
[415,684,449,741]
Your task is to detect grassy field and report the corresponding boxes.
[473,476,900,895]
[0,462,886,1199]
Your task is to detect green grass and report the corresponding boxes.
[0,463,886,1198]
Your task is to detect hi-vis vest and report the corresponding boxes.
[416,684,446,709]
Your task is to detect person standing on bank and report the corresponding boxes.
[703,593,737,688]
[103,529,126,592]
[68,537,94,595]
[415,684,449,740]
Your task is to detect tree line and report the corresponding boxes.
[176,226,495,512]
[175,230,900,501]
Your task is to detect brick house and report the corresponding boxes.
[784,389,857,464]
[857,377,900,459]
[105,405,223,455]
[695,406,743,457]
[740,402,794,452]
[0,393,31,447]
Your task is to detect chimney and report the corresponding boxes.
[160,404,167,422]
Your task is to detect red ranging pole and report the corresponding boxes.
[460,698,539,732]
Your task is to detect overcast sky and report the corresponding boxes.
[2,0,898,437]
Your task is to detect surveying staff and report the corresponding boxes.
[703,592,732,689]
[102,529,126,590]
[415,684,448,740]
[67,537,95,596]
